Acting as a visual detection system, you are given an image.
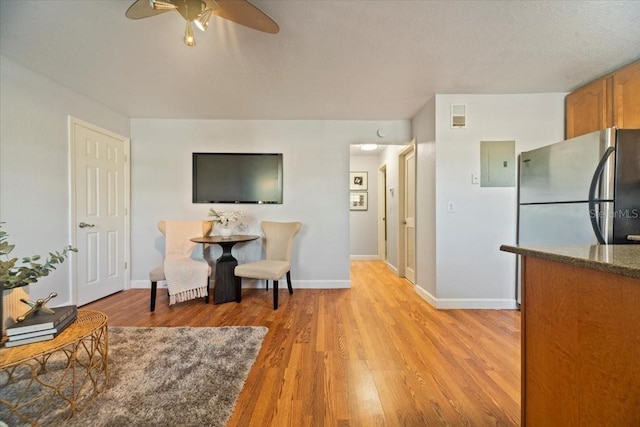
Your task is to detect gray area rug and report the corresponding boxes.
[2,326,267,427]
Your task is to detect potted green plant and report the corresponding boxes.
[0,224,76,336]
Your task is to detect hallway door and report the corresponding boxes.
[400,143,416,284]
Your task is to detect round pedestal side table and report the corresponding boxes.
[0,309,109,425]
[191,234,259,304]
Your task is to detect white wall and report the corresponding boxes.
[349,154,379,259]
[0,56,130,305]
[130,119,411,289]
[418,93,566,308]
[0,53,568,309]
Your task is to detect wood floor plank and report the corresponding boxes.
[84,260,521,426]
[346,359,386,425]
[323,351,350,423]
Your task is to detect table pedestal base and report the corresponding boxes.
[214,253,241,304]
[191,235,259,305]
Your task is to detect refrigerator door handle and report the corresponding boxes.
[588,146,615,244]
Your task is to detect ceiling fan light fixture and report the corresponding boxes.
[126,0,279,44]
[149,0,177,11]
[194,8,213,31]
[184,21,195,46]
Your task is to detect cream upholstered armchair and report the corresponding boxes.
[234,221,301,310]
[149,220,212,312]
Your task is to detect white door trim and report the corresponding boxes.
[68,116,130,304]
[398,139,416,283]
[377,164,387,261]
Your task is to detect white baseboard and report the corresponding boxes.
[386,262,399,276]
[415,285,518,310]
[132,279,512,308]
[350,255,379,261]
[130,279,351,290]
[415,285,437,307]
[131,280,160,289]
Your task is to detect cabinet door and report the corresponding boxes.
[565,78,612,139]
[613,60,640,129]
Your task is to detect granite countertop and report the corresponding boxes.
[500,244,640,280]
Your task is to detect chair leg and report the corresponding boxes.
[150,281,157,312]
[236,277,242,303]
[286,271,293,295]
[273,280,279,310]
[266,280,269,291]
[205,277,210,304]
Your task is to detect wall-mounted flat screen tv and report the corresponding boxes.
[193,153,283,204]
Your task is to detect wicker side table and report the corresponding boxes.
[0,309,108,425]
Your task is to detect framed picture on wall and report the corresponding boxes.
[350,191,368,211]
[350,171,368,191]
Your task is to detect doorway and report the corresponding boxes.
[69,117,130,305]
[349,143,416,278]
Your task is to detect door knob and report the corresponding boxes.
[79,222,95,228]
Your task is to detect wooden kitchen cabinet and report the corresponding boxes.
[565,60,640,139]
[613,60,640,129]
[520,256,640,426]
[565,77,612,139]
[500,244,640,426]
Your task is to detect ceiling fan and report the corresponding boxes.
[125,0,279,46]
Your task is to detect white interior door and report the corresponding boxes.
[70,118,129,305]
[401,144,416,284]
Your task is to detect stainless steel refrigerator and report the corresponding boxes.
[516,127,640,304]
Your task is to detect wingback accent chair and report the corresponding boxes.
[234,221,302,310]
[149,220,212,312]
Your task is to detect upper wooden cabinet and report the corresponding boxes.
[565,77,613,139]
[613,60,640,130]
[565,60,640,139]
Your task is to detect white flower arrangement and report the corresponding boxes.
[208,209,245,227]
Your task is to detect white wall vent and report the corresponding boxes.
[451,104,467,128]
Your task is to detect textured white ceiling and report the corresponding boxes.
[1,0,639,120]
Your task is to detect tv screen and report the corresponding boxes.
[192,153,283,204]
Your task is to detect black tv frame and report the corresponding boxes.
[192,152,283,204]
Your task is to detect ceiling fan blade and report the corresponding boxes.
[214,0,279,34]
[125,0,175,20]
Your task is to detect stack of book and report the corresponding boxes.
[4,305,78,348]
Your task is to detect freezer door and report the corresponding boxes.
[519,128,615,204]
[518,203,606,245]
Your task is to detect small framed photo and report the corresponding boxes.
[350,191,368,211]
[350,171,368,191]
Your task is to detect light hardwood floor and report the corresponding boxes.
[85,260,521,426]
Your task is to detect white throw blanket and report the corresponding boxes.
[164,221,209,305]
